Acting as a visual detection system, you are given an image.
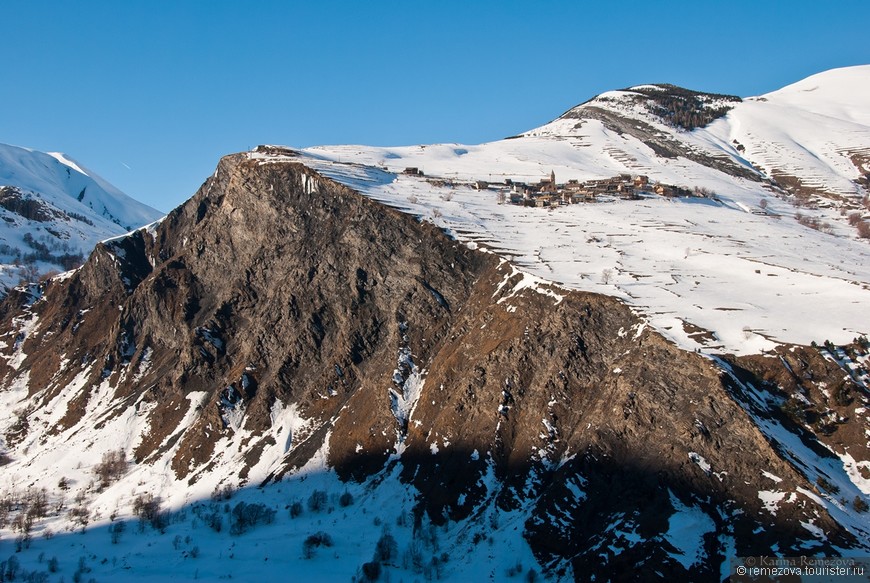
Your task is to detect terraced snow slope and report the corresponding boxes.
[291,67,870,355]
[706,66,870,201]
[276,152,869,356]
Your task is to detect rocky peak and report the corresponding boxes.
[0,150,867,580]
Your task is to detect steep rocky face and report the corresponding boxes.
[1,150,867,580]
[2,151,487,468]
[727,342,870,463]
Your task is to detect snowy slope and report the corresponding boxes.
[530,65,870,203]
[0,143,163,291]
[297,66,870,356]
[302,68,870,208]
[760,65,870,125]
[0,362,541,582]
[704,65,870,201]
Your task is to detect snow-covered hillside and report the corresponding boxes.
[705,66,870,202]
[298,65,870,355]
[1,144,868,583]
[307,66,870,207]
[0,143,163,292]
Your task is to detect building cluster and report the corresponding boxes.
[402,166,695,207]
[499,172,652,207]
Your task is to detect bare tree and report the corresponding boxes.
[94,450,127,489]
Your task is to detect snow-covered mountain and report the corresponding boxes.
[308,66,870,203]
[0,67,869,582]
[0,143,163,292]
[303,65,870,355]
[529,66,870,203]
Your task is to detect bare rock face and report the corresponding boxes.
[1,150,867,580]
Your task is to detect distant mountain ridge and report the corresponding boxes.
[0,143,163,292]
[566,82,743,131]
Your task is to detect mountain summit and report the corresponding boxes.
[0,67,868,582]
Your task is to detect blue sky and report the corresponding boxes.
[4,0,870,212]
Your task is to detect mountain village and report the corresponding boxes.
[404,166,695,207]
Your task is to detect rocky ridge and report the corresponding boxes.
[0,150,868,581]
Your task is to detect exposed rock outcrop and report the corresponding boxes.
[1,150,867,580]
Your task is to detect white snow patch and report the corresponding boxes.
[758,490,787,515]
[762,470,783,483]
[800,520,827,540]
[688,452,711,474]
[494,264,564,305]
[839,450,870,495]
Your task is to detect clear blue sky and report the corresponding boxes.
[4,0,870,212]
